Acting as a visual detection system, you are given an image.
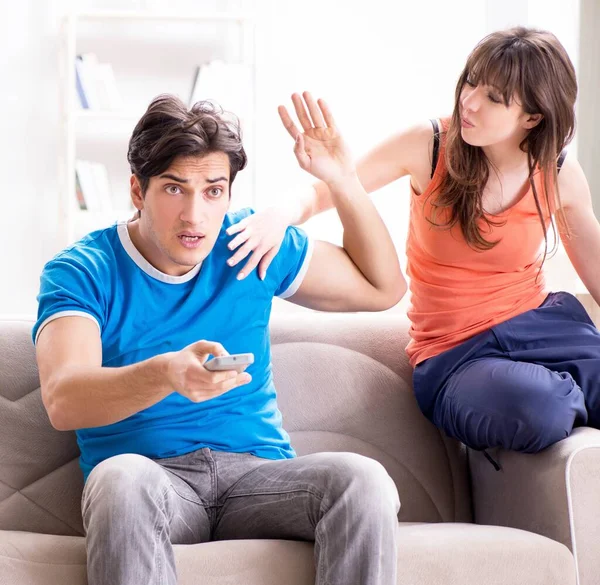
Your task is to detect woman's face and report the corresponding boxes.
[459,79,536,148]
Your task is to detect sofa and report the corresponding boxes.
[1,313,599,585]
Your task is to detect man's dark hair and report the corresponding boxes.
[127,94,247,196]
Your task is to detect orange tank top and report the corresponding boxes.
[406,119,554,367]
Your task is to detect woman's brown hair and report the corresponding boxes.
[430,27,577,257]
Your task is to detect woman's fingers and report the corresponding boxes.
[258,247,279,281]
[294,134,311,170]
[303,91,326,128]
[280,92,331,142]
[239,249,266,281]
[226,215,250,236]
[227,229,251,252]
[227,240,255,269]
[318,98,336,128]
[278,105,300,139]
[291,92,313,131]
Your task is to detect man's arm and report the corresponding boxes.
[36,316,251,431]
[287,176,406,312]
[277,92,406,312]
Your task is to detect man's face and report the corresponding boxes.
[131,152,231,276]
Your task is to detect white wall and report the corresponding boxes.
[525,0,582,294]
[577,0,600,216]
[254,0,486,249]
[0,0,582,316]
[0,2,64,317]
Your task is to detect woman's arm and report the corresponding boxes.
[283,118,436,224]
[226,101,435,280]
[557,156,600,306]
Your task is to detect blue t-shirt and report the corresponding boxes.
[33,209,313,481]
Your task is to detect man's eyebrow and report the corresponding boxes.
[159,173,188,183]
[158,174,229,184]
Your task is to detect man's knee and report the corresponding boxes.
[320,452,400,514]
[83,454,169,519]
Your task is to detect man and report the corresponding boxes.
[34,91,406,585]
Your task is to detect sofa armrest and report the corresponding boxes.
[470,427,600,585]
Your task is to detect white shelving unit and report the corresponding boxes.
[58,10,256,248]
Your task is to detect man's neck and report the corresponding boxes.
[126,219,199,277]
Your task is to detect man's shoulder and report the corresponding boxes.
[212,207,256,254]
[222,207,255,231]
[44,224,119,277]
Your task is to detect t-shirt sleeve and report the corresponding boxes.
[32,254,106,345]
[273,226,314,298]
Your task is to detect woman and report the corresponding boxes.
[226,27,600,456]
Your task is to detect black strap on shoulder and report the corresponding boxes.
[430,118,440,179]
[557,149,567,174]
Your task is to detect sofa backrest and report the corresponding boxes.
[270,313,472,526]
[0,314,471,536]
[0,319,84,536]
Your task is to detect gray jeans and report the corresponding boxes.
[82,449,400,585]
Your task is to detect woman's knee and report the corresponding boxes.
[439,362,585,451]
[500,374,583,449]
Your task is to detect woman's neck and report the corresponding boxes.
[482,134,530,175]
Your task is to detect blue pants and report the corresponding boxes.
[413,292,600,453]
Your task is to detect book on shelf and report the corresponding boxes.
[74,171,87,210]
[75,53,123,111]
[74,57,90,110]
[75,160,113,213]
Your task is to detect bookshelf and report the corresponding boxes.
[58,10,256,247]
